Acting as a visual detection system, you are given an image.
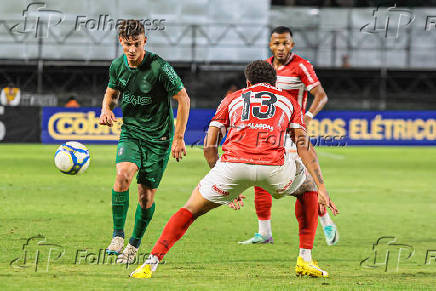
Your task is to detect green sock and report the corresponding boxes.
[112,189,129,235]
[129,202,155,248]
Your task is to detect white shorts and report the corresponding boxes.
[198,155,306,205]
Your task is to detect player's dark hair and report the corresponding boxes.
[118,19,145,39]
[244,60,277,86]
[271,26,293,37]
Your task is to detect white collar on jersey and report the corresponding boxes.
[249,83,277,90]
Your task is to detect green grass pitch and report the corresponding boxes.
[1,144,436,290]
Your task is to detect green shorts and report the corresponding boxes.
[115,137,171,189]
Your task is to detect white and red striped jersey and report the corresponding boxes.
[267,53,320,113]
[210,83,305,166]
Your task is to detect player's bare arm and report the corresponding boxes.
[171,88,190,162]
[305,85,328,125]
[99,87,120,127]
[203,126,221,168]
[291,127,339,215]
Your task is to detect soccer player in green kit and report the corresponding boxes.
[98,20,190,263]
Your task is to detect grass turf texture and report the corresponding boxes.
[1,144,436,290]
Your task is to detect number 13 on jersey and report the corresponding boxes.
[241,91,278,121]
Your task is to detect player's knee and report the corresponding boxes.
[138,192,153,208]
[115,170,133,190]
[183,200,202,218]
[188,206,210,219]
[183,188,218,219]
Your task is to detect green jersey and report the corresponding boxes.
[107,51,184,144]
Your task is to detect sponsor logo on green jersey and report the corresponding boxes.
[122,92,152,106]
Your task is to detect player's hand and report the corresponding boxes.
[228,194,246,210]
[99,110,117,127]
[318,187,339,216]
[304,114,313,126]
[171,137,186,162]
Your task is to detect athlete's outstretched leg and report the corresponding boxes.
[130,187,220,278]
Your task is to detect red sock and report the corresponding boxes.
[295,191,318,249]
[151,208,195,261]
[318,203,327,216]
[254,186,272,220]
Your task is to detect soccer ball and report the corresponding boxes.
[54,141,90,175]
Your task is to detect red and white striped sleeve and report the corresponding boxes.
[288,98,306,130]
[209,95,231,129]
[298,60,320,91]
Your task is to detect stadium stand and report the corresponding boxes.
[1,0,436,108]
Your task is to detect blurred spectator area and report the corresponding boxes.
[1,2,436,67]
[1,62,436,110]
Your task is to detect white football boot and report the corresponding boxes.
[105,236,124,255]
[116,243,138,264]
